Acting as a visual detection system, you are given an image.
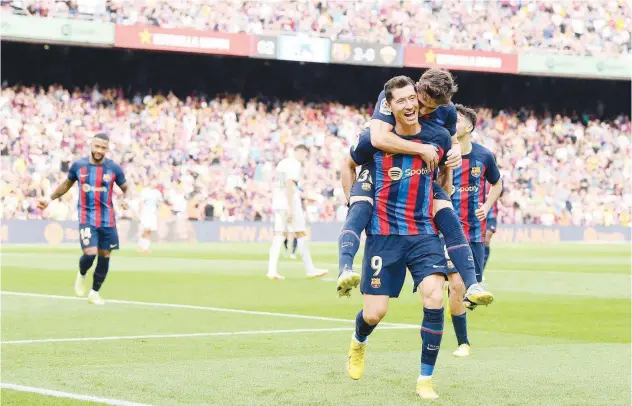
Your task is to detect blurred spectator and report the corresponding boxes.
[0,83,630,226]
[5,0,630,56]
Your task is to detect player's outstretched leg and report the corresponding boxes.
[88,251,110,305]
[416,275,445,400]
[347,295,387,380]
[337,201,372,297]
[75,252,96,297]
[434,206,493,306]
[447,273,470,357]
[296,233,327,278]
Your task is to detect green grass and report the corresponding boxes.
[1,242,631,405]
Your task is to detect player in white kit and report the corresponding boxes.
[137,181,163,254]
[267,145,328,280]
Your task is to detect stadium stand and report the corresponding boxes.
[4,0,631,55]
[1,83,630,226]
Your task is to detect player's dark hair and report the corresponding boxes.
[455,104,477,132]
[384,75,416,102]
[295,144,309,153]
[94,133,110,142]
[417,69,458,105]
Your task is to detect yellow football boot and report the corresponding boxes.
[416,377,439,400]
[452,343,471,357]
[346,337,366,380]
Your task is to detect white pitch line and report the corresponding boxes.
[0,383,151,406]
[1,325,416,345]
[0,291,418,328]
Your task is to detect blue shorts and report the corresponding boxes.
[349,164,374,202]
[470,242,485,282]
[487,219,497,233]
[360,234,448,298]
[432,182,451,201]
[78,224,119,251]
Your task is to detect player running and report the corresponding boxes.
[337,68,492,307]
[38,133,128,305]
[342,76,452,400]
[451,104,502,293]
[267,145,327,280]
[137,180,163,254]
[484,182,499,275]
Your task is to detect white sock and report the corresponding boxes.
[296,237,316,273]
[267,236,284,276]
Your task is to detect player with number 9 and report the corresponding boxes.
[38,133,128,305]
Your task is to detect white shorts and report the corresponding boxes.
[274,208,306,233]
[140,212,158,232]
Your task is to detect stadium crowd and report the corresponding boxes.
[6,0,631,56]
[1,84,630,227]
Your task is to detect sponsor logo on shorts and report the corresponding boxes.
[110,244,117,248]
[432,265,446,269]
[371,277,381,288]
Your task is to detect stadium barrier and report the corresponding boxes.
[1,220,629,245]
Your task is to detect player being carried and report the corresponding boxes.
[342,76,452,399]
[38,133,128,305]
[267,145,327,280]
[337,68,493,308]
[137,179,163,254]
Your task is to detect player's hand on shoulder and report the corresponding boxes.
[417,144,439,171]
[446,143,462,169]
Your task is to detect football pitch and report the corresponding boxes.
[1,242,630,405]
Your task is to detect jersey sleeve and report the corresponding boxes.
[113,163,127,186]
[485,152,501,184]
[371,90,396,127]
[67,161,79,182]
[444,104,457,136]
[437,133,453,166]
[350,128,378,166]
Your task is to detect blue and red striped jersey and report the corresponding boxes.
[350,121,452,236]
[68,157,126,227]
[485,182,498,222]
[451,143,501,242]
[372,90,457,136]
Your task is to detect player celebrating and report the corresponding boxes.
[337,69,492,307]
[342,76,451,400]
[451,104,502,287]
[38,133,128,305]
[267,145,327,280]
[484,183,499,274]
[137,180,163,254]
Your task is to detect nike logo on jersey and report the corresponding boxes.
[80,174,88,178]
[385,153,396,158]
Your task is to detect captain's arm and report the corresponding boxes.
[341,154,358,203]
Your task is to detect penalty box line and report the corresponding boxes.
[1,291,418,328]
[2,325,416,345]
[0,383,151,406]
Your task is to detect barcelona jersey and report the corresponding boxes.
[68,157,126,227]
[451,143,501,242]
[350,121,452,236]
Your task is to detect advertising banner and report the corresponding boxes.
[249,35,278,59]
[1,221,629,244]
[114,25,250,56]
[404,46,518,74]
[519,53,632,80]
[330,41,403,67]
[1,14,114,45]
[277,35,330,63]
